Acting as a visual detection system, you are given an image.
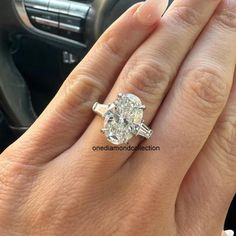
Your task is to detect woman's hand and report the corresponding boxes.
[1,0,236,235]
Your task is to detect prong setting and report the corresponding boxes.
[101,128,108,134]
[118,93,123,98]
[93,93,153,145]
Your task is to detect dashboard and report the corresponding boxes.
[14,0,140,52]
[15,0,92,47]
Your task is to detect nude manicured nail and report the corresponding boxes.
[225,230,234,236]
[136,0,169,25]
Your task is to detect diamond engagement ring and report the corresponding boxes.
[92,93,153,145]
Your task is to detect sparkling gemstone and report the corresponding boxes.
[103,94,144,145]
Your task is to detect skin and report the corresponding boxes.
[0,0,236,235]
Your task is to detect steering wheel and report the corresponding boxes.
[0,0,141,135]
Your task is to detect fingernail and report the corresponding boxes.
[225,230,234,236]
[136,0,169,25]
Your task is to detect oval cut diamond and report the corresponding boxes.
[103,94,144,145]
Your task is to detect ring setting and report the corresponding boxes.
[92,93,153,145]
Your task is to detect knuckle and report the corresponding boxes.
[0,151,41,192]
[0,161,11,190]
[215,118,236,157]
[0,158,20,192]
[62,74,105,109]
[124,58,171,101]
[169,5,202,27]
[182,67,228,115]
[99,30,124,61]
[214,1,236,30]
